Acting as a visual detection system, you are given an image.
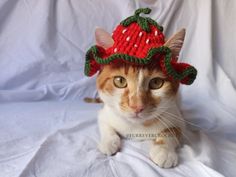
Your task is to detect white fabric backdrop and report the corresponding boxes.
[0,0,236,177]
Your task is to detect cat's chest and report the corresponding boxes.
[104,114,165,140]
[116,120,163,140]
[99,107,178,141]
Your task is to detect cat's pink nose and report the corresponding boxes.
[130,105,144,113]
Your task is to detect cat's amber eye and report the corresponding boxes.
[149,77,164,89]
[113,76,127,88]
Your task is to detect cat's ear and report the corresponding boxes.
[164,29,186,58]
[95,27,114,49]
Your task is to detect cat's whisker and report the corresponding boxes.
[159,116,192,145]
[165,114,203,130]
[157,108,201,128]
[157,104,177,109]
[152,111,193,145]
[160,111,203,130]
[156,117,180,146]
[142,106,175,116]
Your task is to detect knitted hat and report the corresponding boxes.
[84,8,197,85]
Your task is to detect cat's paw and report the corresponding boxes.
[98,135,121,155]
[149,146,178,168]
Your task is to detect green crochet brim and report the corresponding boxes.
[84,45,197,85]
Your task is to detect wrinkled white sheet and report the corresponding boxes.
[0,0,236,177]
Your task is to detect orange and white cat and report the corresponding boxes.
[95,28,186,168]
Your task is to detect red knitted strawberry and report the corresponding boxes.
[84,8,197,85]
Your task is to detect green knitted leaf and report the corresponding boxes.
[137,18,150,32]
[120,16,137,27]
[146,17,163,32]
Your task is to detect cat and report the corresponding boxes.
[94,27,186,168]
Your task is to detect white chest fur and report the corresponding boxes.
[98,105,183,141]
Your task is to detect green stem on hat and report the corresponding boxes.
[134,8,151,16]
[120,8,163,32]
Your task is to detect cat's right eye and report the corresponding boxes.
[149,77,164,90]
[113,76,127,88]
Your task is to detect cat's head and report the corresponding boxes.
[95,28,185,123]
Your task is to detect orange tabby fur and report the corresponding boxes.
[95,27,186,168]
[97,64,179,121]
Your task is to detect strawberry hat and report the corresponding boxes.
[84,8,197,85]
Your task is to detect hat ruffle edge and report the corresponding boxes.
[84,45,197,85]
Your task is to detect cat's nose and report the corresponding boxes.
[130,105,144,113]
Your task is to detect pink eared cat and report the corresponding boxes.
[95,27,186,168]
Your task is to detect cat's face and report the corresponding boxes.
[94,27,185,123]
[97,64,179,123]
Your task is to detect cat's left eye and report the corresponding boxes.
[149,77,164,89]
[113,76,127,88]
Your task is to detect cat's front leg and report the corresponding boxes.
[98,122,121,155]
[149,127,181,168]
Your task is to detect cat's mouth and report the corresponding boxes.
[127,111,159,122]
[126,114,154,124]
[131,114,141,119]
[129,112,147,120]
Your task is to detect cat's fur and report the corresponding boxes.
[95,28,186,168]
